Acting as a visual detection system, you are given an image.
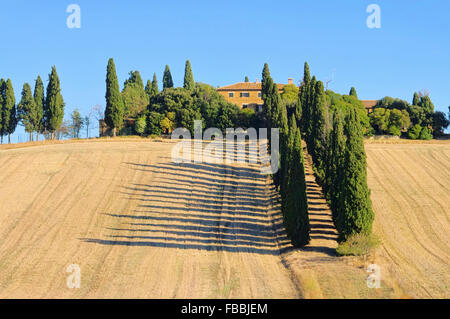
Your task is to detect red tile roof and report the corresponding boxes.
[217,82,286,91]
[361,100,377,109]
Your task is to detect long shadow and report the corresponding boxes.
[82,159,292,256]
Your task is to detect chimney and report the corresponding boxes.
[288,78,293,85]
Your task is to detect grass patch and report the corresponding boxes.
[336,233,380,256]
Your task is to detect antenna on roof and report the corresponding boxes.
[325,68,336,91]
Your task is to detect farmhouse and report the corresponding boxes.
[217,79,294,111]
[361,100,377,114]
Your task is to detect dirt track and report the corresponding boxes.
[0,140,299,298]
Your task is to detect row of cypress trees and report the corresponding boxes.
[105,58,195,136]
[300,62,374,241]
[261,63,310,247]
[0,66,64,143]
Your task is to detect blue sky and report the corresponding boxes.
[0,0,449,140]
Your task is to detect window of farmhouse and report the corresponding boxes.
[240,92,250,97]
[229,92,234,98]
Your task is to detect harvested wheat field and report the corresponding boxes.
[0,139,299,298]
[0,139,448,299]
[365,141,450,298]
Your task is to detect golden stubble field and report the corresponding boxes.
[0,138,448,298]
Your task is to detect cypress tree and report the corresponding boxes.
[284,128,310,247]
[327,110,346,226]
[304,76,317,146]
[0,79,4,143]
[281,114,297,208]
[151,73,159,97]
[45,66,65,139]
[163,65,174,89]
[183,60,195,90]
[124,71,144,90]
[349,87,358,98]
[412,92,420,105]
[145,80,152,98]
[339,109,374,240]
[245,76,249,82]
[33,76,45,141]
[104,58,124,137]
[311,80,327,164]
[300,63,311,134]
[2,79,17,143]
[18,83,37,141]
[261,63,271,102]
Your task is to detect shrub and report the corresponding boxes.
[134,115,147,135]
[407,124,422,139]
[419,126,433,140]
[336,233,380,256]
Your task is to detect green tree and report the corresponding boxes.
[17,83,37,141]
[135,115,147,135]
[0,79,3,142]
[327,110,346,226]
[349,87,358,98]
[163,65,174,89]
[33,76,45,141]
[151,73,159,97]
[281,84,299,103]
[147,111,164,135]
[412,92,420,106]
[124,70,144,90]
[1,79,17,143]
[284,128,310,247]
[104,58,124,137]
[70,109,83,138]
[245,76,249,82]
[122,70,148,117]
[45,66,65,139]
[310,80,329,183]
[432,111,450,137]
[339,109,374,240]
[183,60,195,90]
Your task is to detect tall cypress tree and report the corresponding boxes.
[349,87,358,98]
[2,79,17,143]
[339,109,374,240]
[245,76,249,82]
[33,76,45,141]
[261,63,271,102]
[261,63,273,126]
[163,65,174,89]
[412,92,420,105]
[151,73,159,97]
[300,62,311,133]
[311,80,327,164]
[327,110,346,226]
[285,128,310,247]
[183,60,195,90]
[45,66,65,139]
[0,79,4,143]
[281,114,297,208]
[145,80,152,98]
[104,58,124,137]
[18,83,37,141]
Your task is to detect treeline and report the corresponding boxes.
[0,66,65,143]
[261,63,310,247]
[104,58,262,137]
[369,93,449,139]
[300,62,374,241]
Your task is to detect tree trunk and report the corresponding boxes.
[8,134,11,144]
[113,127,117,137]
[52,132,55,140]
[1,136,2,144]
[30,132,33,142]
[36,132,40,142]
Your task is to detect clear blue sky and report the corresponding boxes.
[0,0,449,140]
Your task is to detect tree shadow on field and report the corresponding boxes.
[81,160,293,256]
